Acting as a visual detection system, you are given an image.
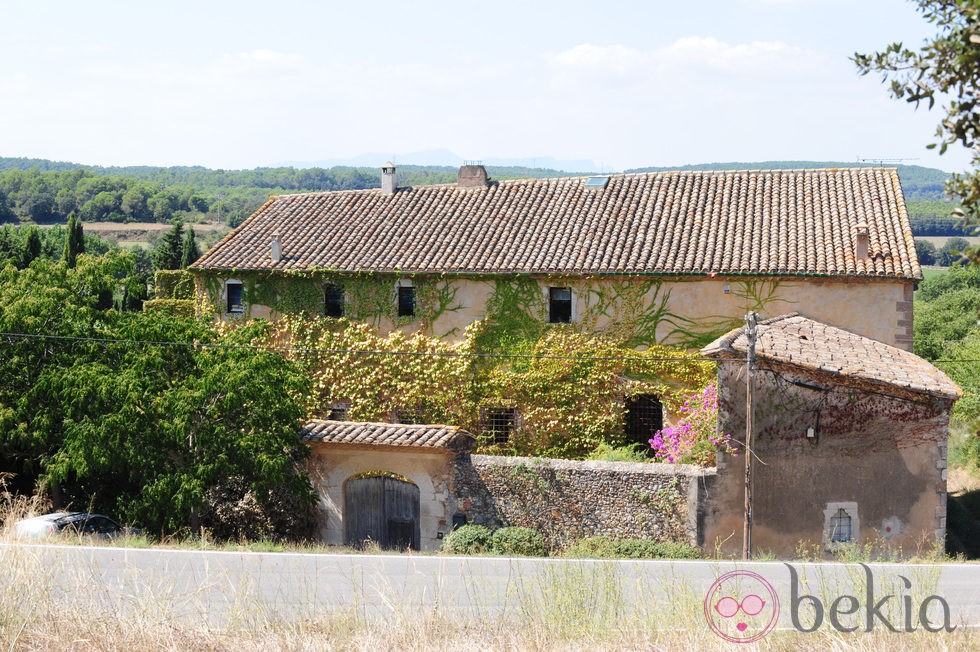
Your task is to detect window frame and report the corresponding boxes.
[225,280,245,315]
[324,283,345,318]
[624,394,664,455]
[397,281,416,318]
[548,286,573,324]
[822,501,859,548]
[480,406,518,445]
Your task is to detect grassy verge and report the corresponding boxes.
[0,542,975,651]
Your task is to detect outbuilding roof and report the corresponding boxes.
[191,167,920,279]
[700,313,961,401]
[300,420,477,452]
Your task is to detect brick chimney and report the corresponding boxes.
[381,162,397,195]
[457,164,488,188]
[855,223,870,260]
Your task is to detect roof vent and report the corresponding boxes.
[855,223,869,260]
[381,162,397,195]
[271,234,282,262]
[457,164,488,188]
[584,176,610,189]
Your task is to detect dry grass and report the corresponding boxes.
[80,221,228,233]
[2,481,975,649]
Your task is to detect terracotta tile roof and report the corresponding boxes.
[191,168,920,279]
[700,314,961,400]
[300,420,477,451]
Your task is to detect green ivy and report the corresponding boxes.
[153,270,195,300]
[264,315,713,460]
[142,298,196,317]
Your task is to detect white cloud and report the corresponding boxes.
[211,49,305,77]
[549,37,827,82]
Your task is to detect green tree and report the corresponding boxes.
[0,254,314,537]
[62,211,84,268]
[855,1,980,263]
[22,226,41,267]
[938,236,971,266]
[915,238,938,265]
[180,226,200,269]
[151,219,185,270]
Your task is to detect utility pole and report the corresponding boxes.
[743,311,758,560]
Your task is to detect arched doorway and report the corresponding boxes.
[344,472,420,550]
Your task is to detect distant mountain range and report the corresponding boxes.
[277,149,602,174]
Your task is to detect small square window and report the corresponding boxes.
[822,502,859,548]
[324,284,345,318]
[393,406,419,424]
[398,285,416,317]
[481,407,517,444]
[226,282,244,314]
[549,287,572,324]
[327,402,349,421]
[829,509,852,543]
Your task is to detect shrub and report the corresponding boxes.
[154,269,195,299]
[141,298,196,317]
[649,383,736,466]
[561,536,701,560]
[586,443,650,463]
[201,476,317,542]
[442,524,493,555]
[491,527,547,557]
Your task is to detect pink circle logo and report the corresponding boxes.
[704,570,780,643]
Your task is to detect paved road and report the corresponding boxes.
[1,543,977,632]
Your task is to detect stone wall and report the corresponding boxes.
[451,454,715,549]
[703,360,952,557]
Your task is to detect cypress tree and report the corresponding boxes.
[23,226,41,268]
[63,211,84,268]
[180,226,200,269]
[152,219,184,271]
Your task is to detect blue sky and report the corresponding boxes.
[1,0,972,172]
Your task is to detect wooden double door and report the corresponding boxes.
[344,475,420,550]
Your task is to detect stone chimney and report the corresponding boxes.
[855,223,870,260]
[271,234,282,262]
[381,162,397,195]
[457,164,488,188]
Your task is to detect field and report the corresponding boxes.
[85,221,229,249]
[916,235,980,248]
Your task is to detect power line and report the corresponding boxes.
[3,330,980,365]
[0,331,705,363]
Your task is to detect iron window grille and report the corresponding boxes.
[829,508,853,543]
[398,285,416,317]
[481,407,517,444]
[393,407,419,425]
[549,287,572,323]
[327,402,349,421]
[324,284,345,318]
[624,394,664,455]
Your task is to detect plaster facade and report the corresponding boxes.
[198,273,914,350]
[703,360,952,557]
[305,443,456,551]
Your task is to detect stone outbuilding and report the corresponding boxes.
[301,420,476,551]
[700,313,961,557]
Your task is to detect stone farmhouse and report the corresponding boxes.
[188,164,957,555]
[190,164,920,351]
